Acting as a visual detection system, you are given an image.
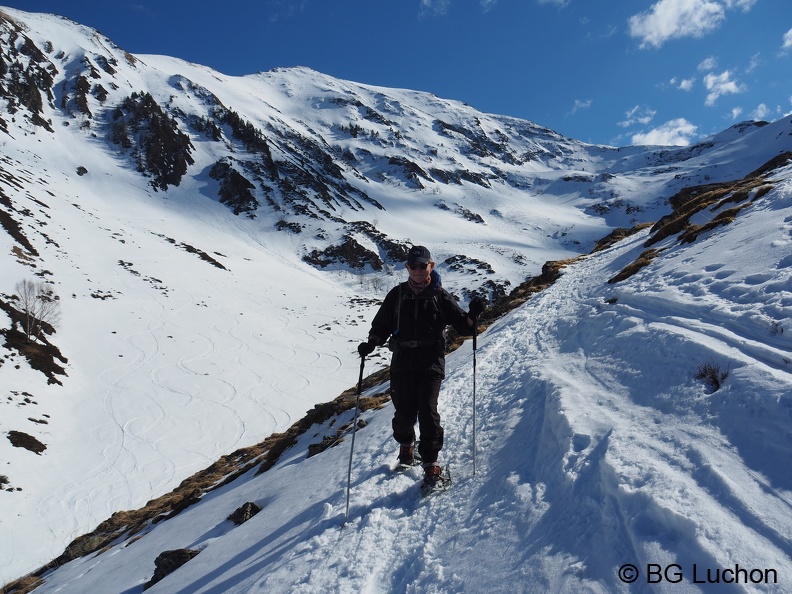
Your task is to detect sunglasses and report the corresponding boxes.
[408,262,429,270]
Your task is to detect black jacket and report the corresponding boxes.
[368,272,472,375]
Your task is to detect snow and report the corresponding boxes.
[23,169,792,594]
[1,6,792,593]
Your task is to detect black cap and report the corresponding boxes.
[407,245,431,264]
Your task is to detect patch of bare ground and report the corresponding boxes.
[0,298,67,385]
[608,249,662,284]
[592,223,654,253]
[6,431,46,455]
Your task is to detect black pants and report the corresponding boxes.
[390,365,444,464]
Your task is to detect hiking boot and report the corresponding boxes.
[422,463,442,486]
[398,443,415,466]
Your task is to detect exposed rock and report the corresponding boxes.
[227,501,262,526]
[209,158,259,215]
[303,236,383,271]
[109,91,195,191]
[144,549,200,590]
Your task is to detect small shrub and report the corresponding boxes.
[694,360,729,392]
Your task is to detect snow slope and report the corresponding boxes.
[24,163,792,593]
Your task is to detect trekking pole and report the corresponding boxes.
[345,355,366,522]
[472,317,478,475]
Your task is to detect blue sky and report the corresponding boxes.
[9,0,792,146]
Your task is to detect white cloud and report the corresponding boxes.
[729,107,743,119]
[721,0,758,10]
[631,118,698,146]
[783,28,792,52]
[703,70,745,106]
[619,105,657,128]
[569,99,592,115]
[628,0,725,48]
[480,0,498,11]
[666,76,694,90]
[746,53,761,73]
[697,56,717,71]
[129,4,158,19]
[537,0,570,7]
[750,103,771,120]
[419,0,450,17]
[266,0,307,22]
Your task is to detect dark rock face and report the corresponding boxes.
[227,501,262,525]
[144,549,200,590]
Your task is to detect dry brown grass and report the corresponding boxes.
[608,249,661,284]
[679,203,753,244]
[592,223,654,253]
[645,157,788,250]
[694,360,729,392]
[645,183,737,247]
[1,576,44,594]
[609,152,791,283]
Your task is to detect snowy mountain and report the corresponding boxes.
[1,6,791,592]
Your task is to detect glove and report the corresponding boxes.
[468,296,486,318]
[358,340,376,357]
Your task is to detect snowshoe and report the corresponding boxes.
[420,464,451,497]
[395,442,422,471]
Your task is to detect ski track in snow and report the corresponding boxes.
[29,269,352,575]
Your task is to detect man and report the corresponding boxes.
[358,245,485,489]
